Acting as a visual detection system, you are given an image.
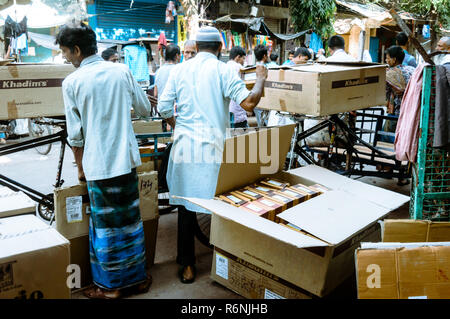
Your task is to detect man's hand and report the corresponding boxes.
[255,64,268,80]
[240,65,267,112]
[78,168,86,183]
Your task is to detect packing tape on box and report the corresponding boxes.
[278,69,285,82]
[279,99,287,111]
[359,69,366,85]
[8,65,19,78]
[7,100,18,119]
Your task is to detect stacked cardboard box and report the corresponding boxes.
[181,125,409,298]
[251,62,387,116]
[356,220,450,299]
[54,170,159,289]
[0,215,70,299]
[0,63,75,120]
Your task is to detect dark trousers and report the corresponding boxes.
[233,120,248,128]
[176,206,196,266]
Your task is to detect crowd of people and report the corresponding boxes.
[50,21,449,299]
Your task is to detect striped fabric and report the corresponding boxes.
[87,169,147,290]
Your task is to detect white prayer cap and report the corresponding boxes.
[195,26,222,42]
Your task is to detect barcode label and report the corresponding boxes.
[66,196,83,223]
[264,289,285,299]
[273,195,289,203]
[260,199,276,207]
[216,253,228,280]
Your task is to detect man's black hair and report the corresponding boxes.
[396,32,408,46]
[229,46,246,60]
[328,35,345,51]
[386,45,405,64]
[294,47,311,60]
[196,41,221,52]
[288,50,295,55]
[254,45,268,62]
[165,44,181,62]
[55,23,97,57]
[270,53,278,62]
[101,48,117,61]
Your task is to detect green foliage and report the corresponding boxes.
[288,0,336,39]
[367,0,450,29]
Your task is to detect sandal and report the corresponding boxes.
[178,265,196,284]
[83,286,122,299]
[131,273,153,294]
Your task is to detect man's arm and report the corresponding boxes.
[127,68,151,118]
[158,68,178,129]
[62,81,86,182]
[239,65,267,112]
[72,146,85,182]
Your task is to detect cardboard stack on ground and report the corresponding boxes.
[0,63,75,120]
[54,170,159,289]
[255,62,387,116]
[182,125,409,298]
[0,187,35,218]
[356,219,450,299]
[0,215,70,299]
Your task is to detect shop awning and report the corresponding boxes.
[213,15,309,41]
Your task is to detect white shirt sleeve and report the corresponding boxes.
[221,64,250,105]
[127,68,151,118]
[62,80,84,148]
[158,67,177,119]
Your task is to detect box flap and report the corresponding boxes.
[215,124,295,195]
[289,165,409,211]
[183,197,329,249]
[278,190,389,245]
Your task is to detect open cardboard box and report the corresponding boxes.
[181,125,409,297]
[255,62,387,116]
[0,63,75,120]
[356,219,450,299]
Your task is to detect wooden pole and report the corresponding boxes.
[389,8,434,65]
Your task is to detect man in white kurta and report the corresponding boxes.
[158,26,267,283]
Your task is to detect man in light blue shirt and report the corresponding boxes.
[158,26,267,284]
[57,23,152,299]
[396,32,417,68]
[155,44,180,102]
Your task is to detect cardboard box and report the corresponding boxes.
[132,120,164,134]
[54,171,159,289]
[0,215,70,299]
[356,219,450,299]
[183,125,409,297]
[257,63,387,116]
[211,248,312,299]
[381,219,450,243]
[356,242,450,299]
[255,197,284,221]
[0,187,35,218]
[0,63,75,120]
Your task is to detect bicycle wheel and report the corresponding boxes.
[28,118,52,155]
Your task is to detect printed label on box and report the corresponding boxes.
[216,253,228,280]
[283,190,300,197]
[66,196,83,223]
[85,205,91,215]
[243,190,259,197]
[273,195,289,203]
[408,296,428,299]
[246,203,263,213]
[268,180,283,187]
[264,289,285,299]
[256,186,271,192]
[260,199,276,207]
[227,195,242,204]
